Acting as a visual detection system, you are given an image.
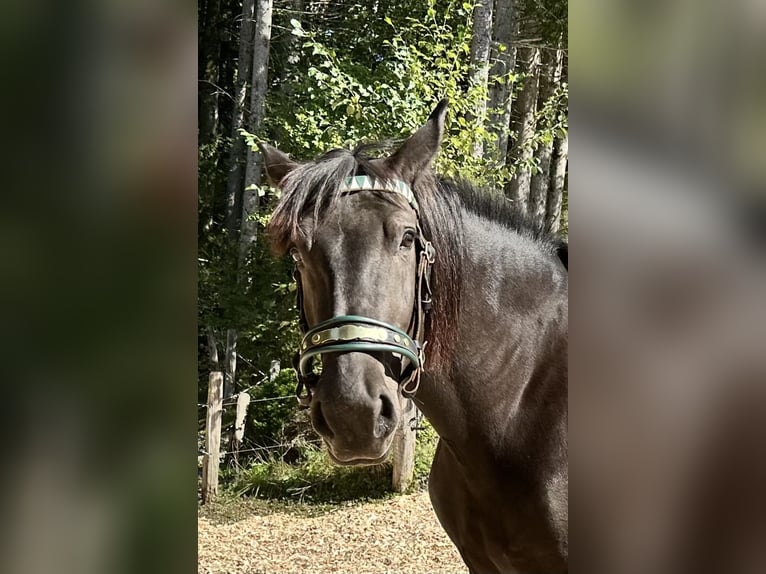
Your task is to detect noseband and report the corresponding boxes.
[292,175,435,408]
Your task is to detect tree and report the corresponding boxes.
[506,42,540,214]
[240,0,273,266]
[199,0,223,145]
[546,132,567,233]
[468,0,494,158]
[486,0,517,164]
[224,0,256,236]
[529,46,563,229]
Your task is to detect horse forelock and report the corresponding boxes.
[267,144,396,255]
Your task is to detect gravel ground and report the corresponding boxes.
[198,492,468,574]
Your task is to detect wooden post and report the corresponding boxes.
[202,371,223,503]
[392,400,417,492]
[234,392,251,442]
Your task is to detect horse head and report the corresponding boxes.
[263,100,448,465]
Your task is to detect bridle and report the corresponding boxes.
[292,175,436,408]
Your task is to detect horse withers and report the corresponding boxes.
[262,100,568,573]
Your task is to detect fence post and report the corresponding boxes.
[201,371,223,503]
[392,400,417,492]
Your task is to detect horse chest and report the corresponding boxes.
[428,440,567,573]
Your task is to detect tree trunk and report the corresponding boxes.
[240,0,273,266]
[486,0,517,164]
[206,326,220,370]
[529,47,564,229]
[224,0,256,236]
[198,0,222,146]
[273,0,303,144]
[467,0,494,158]
[505,45,540,214]
[392,401,417,492]
[546,132,568,233]
[224,328,238,398]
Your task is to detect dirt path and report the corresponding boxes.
[198,492,468,574]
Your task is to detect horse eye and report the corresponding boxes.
[289,248,302,263]
[400,230,415,249]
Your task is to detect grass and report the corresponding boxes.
[219,421,440,506]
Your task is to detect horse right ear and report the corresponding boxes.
[259,143,299,187]
[386,98,449,182]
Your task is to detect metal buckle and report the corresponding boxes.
[423,241,436,264]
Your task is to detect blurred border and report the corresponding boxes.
[0,2,197,574]
[571,0,766,572]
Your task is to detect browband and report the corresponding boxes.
[340,175,419,212]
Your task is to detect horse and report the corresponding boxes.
[261,99,568,573]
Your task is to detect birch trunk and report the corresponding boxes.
[546,132,568,233]
[206,326,219,370]
[468,0,494,158]
[240,0,273,266]
[506,45,540,214]
[529,48,564,229]
[486,0,517,163]
[224,0,255,235]
[224,328,238,398]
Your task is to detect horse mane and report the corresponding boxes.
[267,144,566,372]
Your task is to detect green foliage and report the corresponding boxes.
[198,229,300,370]
[247,368,302,446]
[259,0,509,189]
[230,443,394,503]
[229,420,440,502]
[413,419,440,488]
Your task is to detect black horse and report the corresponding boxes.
[262,100,568,573]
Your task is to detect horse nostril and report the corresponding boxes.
[312,401,334,439]
[375,394,396,438]
[380,394,394,422]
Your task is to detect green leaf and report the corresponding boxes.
[289,19,304,36]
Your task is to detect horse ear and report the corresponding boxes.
[386,98,449,181]
[259,143,299,187]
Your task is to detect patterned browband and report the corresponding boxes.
[340,175,418,211]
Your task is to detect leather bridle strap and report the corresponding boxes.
[398,226,434,396]
[299,315,420,374]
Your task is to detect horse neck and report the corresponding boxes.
[414,210,568,455]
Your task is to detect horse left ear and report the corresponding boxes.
[259,143,299,188]
[386,98,449,181]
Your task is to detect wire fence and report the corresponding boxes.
[198,354,425,453]
[198,393,295,409]
[198,439,324,457]
[198,360,314,462]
